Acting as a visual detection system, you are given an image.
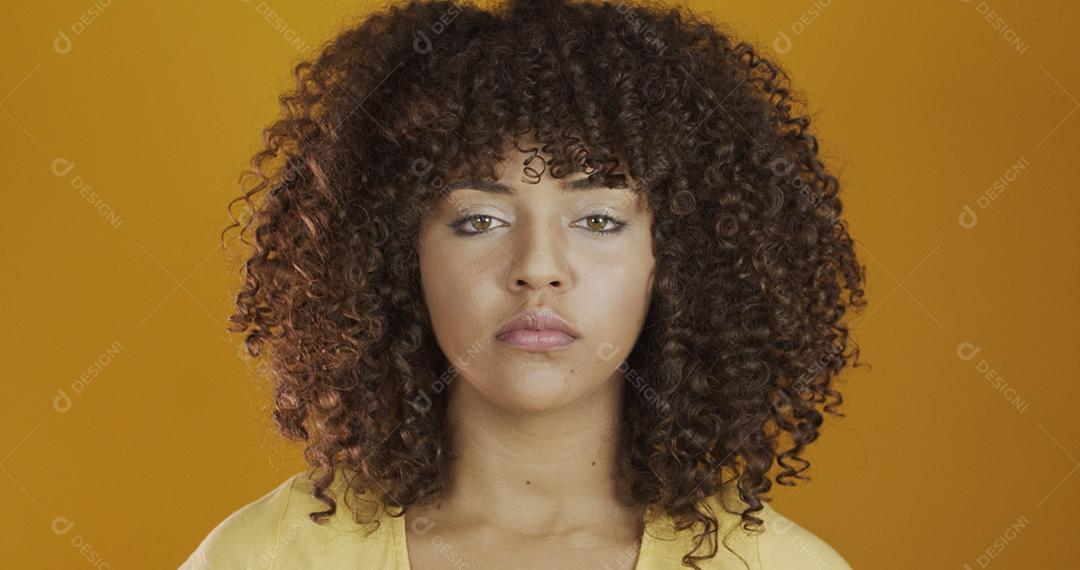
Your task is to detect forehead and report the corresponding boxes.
[430,134,651,212]
[438,173,649,215]
[445,141,637,192]
[442,175,625,195]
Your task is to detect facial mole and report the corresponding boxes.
[526,480,531,485]
[591,461,596,466]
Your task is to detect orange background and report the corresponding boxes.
[2,0,1077,567]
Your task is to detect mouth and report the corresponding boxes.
[496,329,577,350]
[494,308,581,352]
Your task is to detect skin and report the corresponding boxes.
[411,139,656,569]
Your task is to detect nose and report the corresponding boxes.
[505,216,573,293]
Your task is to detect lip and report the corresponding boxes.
[495,308,582,352]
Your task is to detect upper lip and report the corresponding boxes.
[495,307,582,339]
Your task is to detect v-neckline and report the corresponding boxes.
[393,508,658,570]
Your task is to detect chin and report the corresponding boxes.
[469,370,588,413]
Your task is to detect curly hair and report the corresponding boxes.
[220,0,868,567]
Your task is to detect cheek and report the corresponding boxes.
[578,244,656,355]
[591,230,655,298]
[420,240,496,354]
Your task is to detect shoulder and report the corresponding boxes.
[180,468,400,569]
[642,490,848,570]
[753,501,852,570]
[179,472,307,569]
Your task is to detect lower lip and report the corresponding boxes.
[496,329,577,351]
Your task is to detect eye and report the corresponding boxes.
[447,212,629,237]
[573,214,629,236]
[448,214,509,237]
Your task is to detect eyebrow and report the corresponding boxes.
[443,176,629,195]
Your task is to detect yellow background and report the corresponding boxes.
[2,0,1077,567]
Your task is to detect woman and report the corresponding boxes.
[183,0,866,567]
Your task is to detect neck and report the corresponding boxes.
[435,372,639,535]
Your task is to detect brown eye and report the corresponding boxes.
[448,214,507,237]
[470,215,493,231]
[585,215,608,231]
[575,214,627,235]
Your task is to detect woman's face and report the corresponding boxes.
[418,144,656,413]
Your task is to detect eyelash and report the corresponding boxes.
[447,213,629,238]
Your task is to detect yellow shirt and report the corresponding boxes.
[180,470,851,569]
